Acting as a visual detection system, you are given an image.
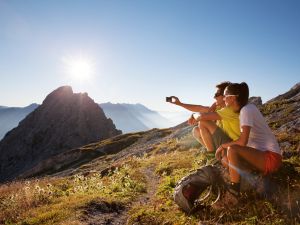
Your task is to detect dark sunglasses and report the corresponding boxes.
[214,92,223,98]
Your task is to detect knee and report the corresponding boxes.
[227,145,239,159]
[192,126,200,137]
[198,120,208,129]
[221,156,229,169]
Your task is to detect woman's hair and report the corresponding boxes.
[226,82,249,109]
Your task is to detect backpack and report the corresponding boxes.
[173,165,223,213]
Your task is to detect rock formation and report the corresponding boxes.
[0,86,121,182]
[261,82,300,153]
[248,96,262,107]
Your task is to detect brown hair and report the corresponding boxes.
[226,82,249,110]
[215,81,232,96]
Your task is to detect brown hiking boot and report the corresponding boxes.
[211,183,240,210]
[211,190,239,210]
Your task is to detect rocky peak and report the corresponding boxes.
[266,82,300,103]
[261,83,300,153]
[248,96,262,107]
[43,86,73,103]
[291,82,300,90]
[0,86,121,182]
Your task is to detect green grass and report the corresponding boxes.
[0,131,299,224]
[0,156,146,224]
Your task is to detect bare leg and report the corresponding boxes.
[227,145,265,183]
[221,155,229,169]
[192,126,204,146]
[199,121,218,152]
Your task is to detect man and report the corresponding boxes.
[168,82,240,153]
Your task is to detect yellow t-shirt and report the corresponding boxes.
[216,107,240,140]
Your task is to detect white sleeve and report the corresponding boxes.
[240,105,254,127]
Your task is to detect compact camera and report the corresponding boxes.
[166,96,175,103]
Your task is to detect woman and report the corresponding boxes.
[215,82,282,194]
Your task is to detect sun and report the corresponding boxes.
[63,55,95,81]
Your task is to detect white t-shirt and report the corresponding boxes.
[240,104,281,155]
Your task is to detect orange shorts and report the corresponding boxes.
[264,151,282,175]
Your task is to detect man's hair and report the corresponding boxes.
[215,81,232,95]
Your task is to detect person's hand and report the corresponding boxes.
[215,145,225,160]
[169,96,181,105]
[188,114,197,125]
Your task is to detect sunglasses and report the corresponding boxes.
[214,92,223,98]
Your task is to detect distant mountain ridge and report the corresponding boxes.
[0,102,173,141]
[100,102,172,133]
[0,103,39,139]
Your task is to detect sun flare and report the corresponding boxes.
[63,55,95,81]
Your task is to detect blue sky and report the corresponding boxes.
[0,0,299,113]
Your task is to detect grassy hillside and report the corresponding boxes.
[0,126,299,225]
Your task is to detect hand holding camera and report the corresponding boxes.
[166,96,180,104]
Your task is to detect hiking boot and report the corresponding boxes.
[226,182,240,197]
[211,183,240,210]
[211,190,239,210]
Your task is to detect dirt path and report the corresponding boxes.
[135,166,160,207]
[80,166,159,225]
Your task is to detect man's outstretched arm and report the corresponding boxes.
[168,96,213,113]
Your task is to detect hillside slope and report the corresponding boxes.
[0,84,299,224]
[261,82,300,153]
[1,122,298,224]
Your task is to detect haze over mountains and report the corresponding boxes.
[0,99,179,140]
[0,104,39,139]
[100,102,173,133]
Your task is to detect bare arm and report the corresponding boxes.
[168,96,211,113]
[215,126,251,160]
[198,111,221,121]
[222,125,250,147]
[178,103,210,113]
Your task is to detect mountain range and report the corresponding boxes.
[0,86,121,182]
[0,103,39,139]
[99,102,172,133]
[0,102,174,141]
